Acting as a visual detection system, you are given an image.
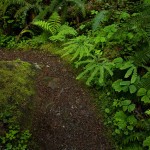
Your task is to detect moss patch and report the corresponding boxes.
[0,60,35,149]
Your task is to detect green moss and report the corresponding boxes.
[0,60,35,149]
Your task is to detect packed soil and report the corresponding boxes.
[0,49,113,150]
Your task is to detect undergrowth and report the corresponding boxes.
[0,0,150,149]
[0,60,35,149]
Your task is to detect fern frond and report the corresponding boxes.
[47,12,61,34]
[138,71,150,90]
[119,60,138,84]
[15,4,33,18]
[136,119,150,130]
[49,0,62,13]
[47,11,61,23]
[32,20,52,32]
[123,144,143,150]
[32,12,61,35]
[92,10,109,31]
[76,57,114,85]
[62,35,94,61]
[123,132,144,145]
[2,0,26,15]
[67,0,86,17]
[86,66,99,85]
[132,46,150,66]
[49,24,77,42]
[76,63,96,80]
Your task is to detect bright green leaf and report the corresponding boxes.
[143,136,150,148]
[145,110,150,115]
[120,81,130,86]
[105,108,110,113]
[141,95,150,103]
[147,90,150,98]
[125,67,133,78]
[129,85,137,94]
[123,106,128,111]
[128,104,136,112]
[137,88,147,96]
[121,100,131,106]
[115,129,121,134]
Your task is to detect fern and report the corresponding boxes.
[76,56,114,85]
[32,12,61,35]
[14,2,42,18]
[131,45,150,66]
[123,145,143,150]
[2,0,27,15]
[47,12,61,34]
[15,4,33,18]
[121,61,138,84]
[62,35,94,61]
[113,58,138,84]
[49,24,77,42]
[49,0,62,13]
[123,132,144,145]
[67,0,86,17]
[92,10,109,31]
[137,71,150,90]
[143,136,150,149]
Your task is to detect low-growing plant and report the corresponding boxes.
[0,60,35,149]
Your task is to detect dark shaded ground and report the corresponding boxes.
[0,49,113,150]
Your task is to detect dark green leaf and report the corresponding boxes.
[121,100,131,106]
[128,104,136,112]
[143,136,150,148]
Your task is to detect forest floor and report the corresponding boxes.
[0,49,113,150]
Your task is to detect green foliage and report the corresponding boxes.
[113,110,137,135]
[49,24,77,42]
[1,1,150,150]
[59,2,150,150]
[32,12,61,35]
[0,0,42,35]
[92,10,109,31]
[42,0,86,19]
[68,0,86,17]
[62,35,94,61]
[143,136,150,150]
[0,60,35,149]
[0,125,31,150]
[137,88,150,103]
[0,34,16,48]
[76,56,114,85]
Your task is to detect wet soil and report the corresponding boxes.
[0,49,113,150]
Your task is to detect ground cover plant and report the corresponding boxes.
[0,0,150,149]
[0,60,35,149]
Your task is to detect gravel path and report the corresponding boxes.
[0,50,113,150]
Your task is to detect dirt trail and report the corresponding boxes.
[0,50,113,150]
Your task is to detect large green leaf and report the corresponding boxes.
[125,67,134,78]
